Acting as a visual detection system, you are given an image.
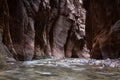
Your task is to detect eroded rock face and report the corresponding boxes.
[2,0,120,60]
[34,0,88,59]
[84,0,120,59]
[7,0,40,60]
[0,0,88,61]
[0,0,9,65]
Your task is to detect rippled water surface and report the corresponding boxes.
[0,58,120,80]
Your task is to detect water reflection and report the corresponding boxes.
[0,58,120,80]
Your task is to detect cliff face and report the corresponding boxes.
[34,0,87,58]
[34,0,88,59]
[7,0,39,60]
[0,0,9,65]
[1,0,87,61]
[1,0,120,61]
[84,0,120,59]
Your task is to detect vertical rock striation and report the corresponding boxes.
[84,0,120,59]
[0,0,88,61]
[34,0,88,59]
[0,0,10,65]
[7,0,40,60]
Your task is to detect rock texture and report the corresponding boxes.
[0,0,87,61]
[34,0,88,59]
[7,0,40,61]
[0,0,10,65]
[1,0,120,61]
[84,0,120,59]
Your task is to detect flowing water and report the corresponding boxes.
[0,58,120,80]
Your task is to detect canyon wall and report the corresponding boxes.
[5,0,87,60]
[84,0,120,59]
[1,0,120,61]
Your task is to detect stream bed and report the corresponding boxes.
[0,58,120,80]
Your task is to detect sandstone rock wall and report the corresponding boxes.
[0,0,9,65]
[34,0,88,59]
[4,0,87,60]
[1,0,120,61]
[84,0,120,59]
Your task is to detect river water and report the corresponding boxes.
[0,58,120,80]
